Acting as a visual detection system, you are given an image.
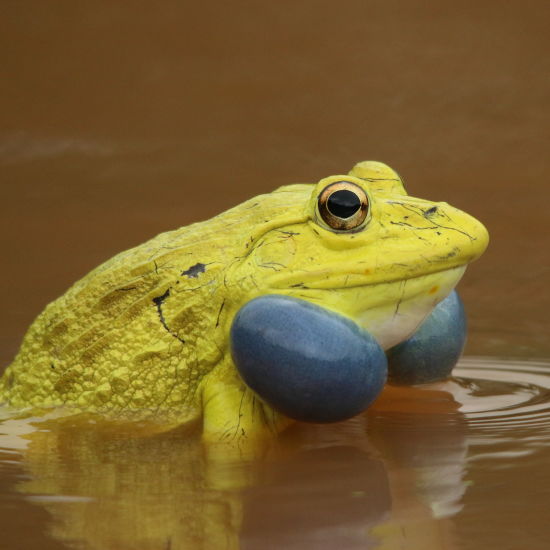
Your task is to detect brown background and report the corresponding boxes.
[1,1,549,364]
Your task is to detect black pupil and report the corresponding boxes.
[327,189,361,218]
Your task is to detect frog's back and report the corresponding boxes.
[0,220,218,417]
[0,187,311,419]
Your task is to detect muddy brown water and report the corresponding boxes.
[1,2,549,549]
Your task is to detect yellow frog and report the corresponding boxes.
[0,161,488,445]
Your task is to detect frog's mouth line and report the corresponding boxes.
[270,264,466,293]
[272,266,467,350]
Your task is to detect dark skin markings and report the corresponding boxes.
[174,281,214,293]
[389,221,433,241]
[393,280,407,317]
[152,289,185,344]
[215,299,225,328]
[436,248,459,261]
[276,230,301,240]
[181,262,207,278]
[219,389,247,442]
[388,201,476,241]
[424,206,438,216]
[233,390,247,441]
[390,220,472,240]
[425,220,474,241]
[259,262,286,271]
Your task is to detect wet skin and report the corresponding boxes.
[0,161,488,445]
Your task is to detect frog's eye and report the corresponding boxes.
[317,181,369,231]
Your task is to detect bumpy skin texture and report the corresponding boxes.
[0,161,489,443]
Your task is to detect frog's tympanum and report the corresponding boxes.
[0,161,488,445]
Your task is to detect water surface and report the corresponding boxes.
[0,358,549,549]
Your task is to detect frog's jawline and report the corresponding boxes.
[284,265,466,351]
[356,266,466,350]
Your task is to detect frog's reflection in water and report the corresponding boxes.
[240,442,390,549]
[2,383,467,550]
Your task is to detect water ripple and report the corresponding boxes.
[453,356,550,435]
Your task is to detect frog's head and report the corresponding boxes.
[230,160,488,350]
[225,161,488,423]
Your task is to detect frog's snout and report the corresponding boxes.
[437,201,490,264]
[230,295,388,423]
